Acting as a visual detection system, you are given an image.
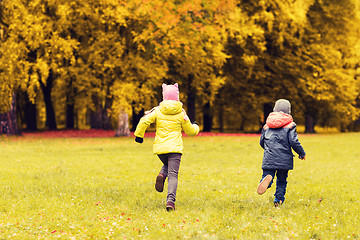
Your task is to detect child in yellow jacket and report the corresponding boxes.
[134,83,199,211]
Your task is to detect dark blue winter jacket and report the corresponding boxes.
[260,112,306,170]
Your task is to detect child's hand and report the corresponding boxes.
[135,137,143,143]
[299,155,306,160]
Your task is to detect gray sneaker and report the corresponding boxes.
[257,175,273,195]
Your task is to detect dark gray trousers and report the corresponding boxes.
[158,153,182,203]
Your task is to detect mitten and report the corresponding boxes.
[135,136,143,143]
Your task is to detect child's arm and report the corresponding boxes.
[288,126,306,158]
[181,110,200,136]
[260,127,266,149]
[134,108,157,143]
[182,121,200,136]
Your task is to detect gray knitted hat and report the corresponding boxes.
[273,99,291,114]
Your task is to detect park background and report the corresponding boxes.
[1,1,360,239]
[0,0,360,135]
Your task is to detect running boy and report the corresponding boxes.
[257,99,306,207]
[134,83,199,211]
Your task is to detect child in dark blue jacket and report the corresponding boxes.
[257,99,306,207]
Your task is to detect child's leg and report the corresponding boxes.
[157,154,169,179]
[166,153,182,204]
[156,154,168,192]
[261,169,276,187]
[159,165,168,179]
[274,169,289,203]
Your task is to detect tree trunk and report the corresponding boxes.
[89,111,102,129]
[202,102,212,132]
[90,96,103,129]
[66,78,75,129]
[102,95,112,130]
[186,74,197,122]
[115,110,130,137]
[89,95,112,130]
[218,104,224,132]
[24,93,37,131]
[263,102,273,124]
[66,103,75,129]
[215,93,224,132]
[305,113,316,133]
[39,69,57,130]
[239,114,245,132]
[131,105,144,131]
[0,93,21,135]
[10,93,21,135]
[0,113,9,134]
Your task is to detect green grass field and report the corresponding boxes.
[0,133,359,239]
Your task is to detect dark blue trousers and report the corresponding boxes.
[261,169,289,202]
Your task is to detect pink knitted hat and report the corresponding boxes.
[162,83,179,101]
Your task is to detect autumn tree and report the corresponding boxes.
[0,0,80,130]
[298,0,360,132]
[85,0,167,132]
[0,2,22,134]
[131,0,238,131]
[220,2,267,131]
[1,0,359,133]
[223,0,359,132]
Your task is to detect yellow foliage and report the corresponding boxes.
[0,0,358,130]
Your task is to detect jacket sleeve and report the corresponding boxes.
[134,108,157,138]
[288,125,306,157]
[181,110,200,136]
[182,121,200,136]
[260,126,266,149]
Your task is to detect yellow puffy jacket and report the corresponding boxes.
[134,100,200,154]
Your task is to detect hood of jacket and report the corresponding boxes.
[266,111,293,128]
[159,100,183,115]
